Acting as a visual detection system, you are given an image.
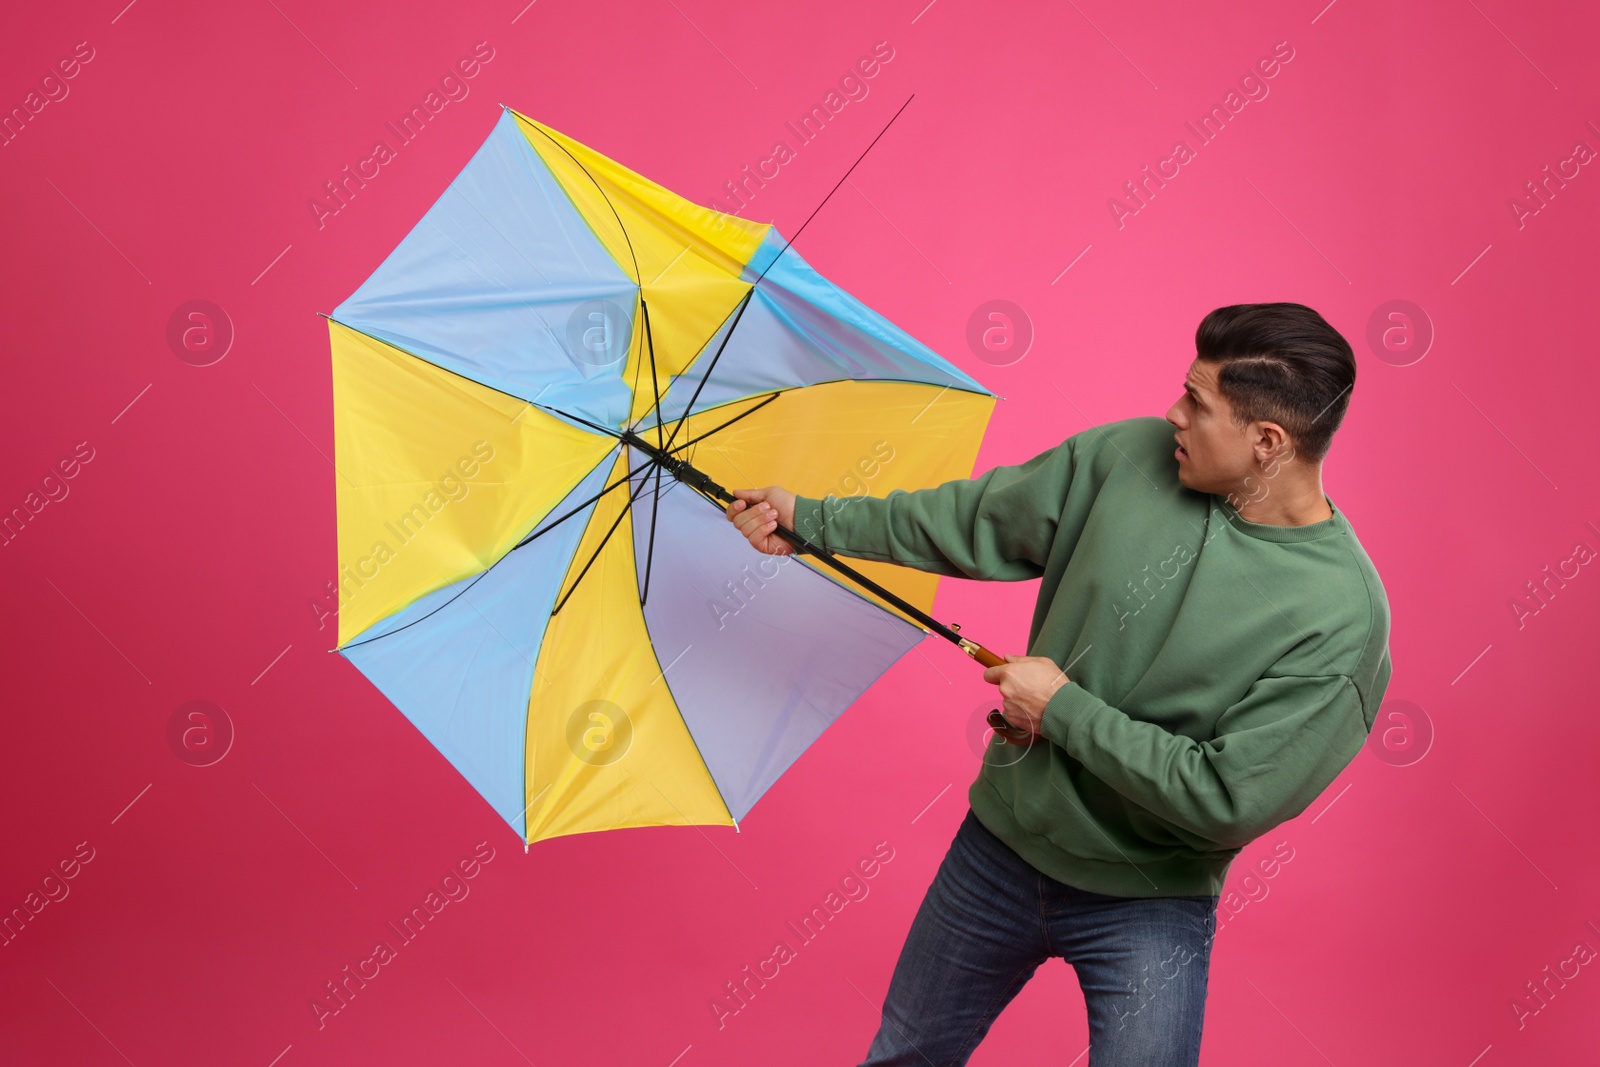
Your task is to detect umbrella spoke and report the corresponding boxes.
[513,453,655,551]
[550,452,658,617]
[627,287,751,435]
[661,288,756,455]
[653,96,917,452]
[745,95,916,293]
[338,567,498,652]
[640,299,666,451]
[343,453,656,651]
[665,391,782,455]
[524,401,625,441]
[516,112,643,288]
[640,460,663,608]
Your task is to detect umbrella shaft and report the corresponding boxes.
[618,431,1004,669]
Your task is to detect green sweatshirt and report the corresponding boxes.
[791,416,1392,898]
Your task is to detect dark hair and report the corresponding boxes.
[1194,302,1355,463]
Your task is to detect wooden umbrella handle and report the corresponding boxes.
[959,639,1038,746]
[985,708,1036,745]
[961,640,1007,669]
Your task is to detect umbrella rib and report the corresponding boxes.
[660,288,756,455]
[650,95,917,454]
[338,567,497,652]
[340,455,654,652]
[524,401,625,441]
[626,287,754,433]
[549,454,658,617]
[747,94,917,291]
[623,297,667,453]
[627,299,648,415]
[512,454,655,551]
[640,460,663,608]
[513,109,672,454]
[664,391,782,454]
[641,299,666,450]
[327,311,630,442]
[514,110,644,288]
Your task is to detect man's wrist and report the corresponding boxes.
[1040,679,1102,749]
[791,494,828,546]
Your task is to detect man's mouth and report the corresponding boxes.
[1174,436,1188,460]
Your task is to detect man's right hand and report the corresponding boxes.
[726,487,797,556]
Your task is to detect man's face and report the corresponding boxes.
[1165,359,1259,493]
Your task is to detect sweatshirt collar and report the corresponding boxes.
[1213,494,1348,543]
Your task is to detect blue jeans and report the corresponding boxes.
[860,809,1219,1066]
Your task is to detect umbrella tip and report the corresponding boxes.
[315,311,331,320]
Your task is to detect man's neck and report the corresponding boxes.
[1230,466,1333,526]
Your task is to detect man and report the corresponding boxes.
[724,302,1392,1066]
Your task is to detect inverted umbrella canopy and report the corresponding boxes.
[327,106,998,846]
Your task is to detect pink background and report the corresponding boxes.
[4,1,1598,1063]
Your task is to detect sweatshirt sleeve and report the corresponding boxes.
[789,437,1079,582]
[1038,670,1370,850]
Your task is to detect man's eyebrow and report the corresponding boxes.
[1184,380,1202,402]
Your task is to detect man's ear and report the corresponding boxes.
[1249,420,1292,465]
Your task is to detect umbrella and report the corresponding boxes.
[326,104,1006,847]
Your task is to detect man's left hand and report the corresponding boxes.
[982,654,1069,740]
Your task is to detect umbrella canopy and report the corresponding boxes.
[327,107,997,845]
